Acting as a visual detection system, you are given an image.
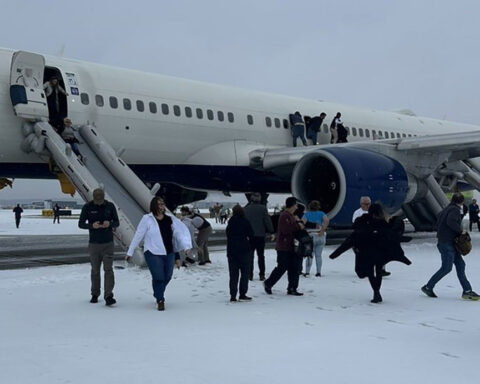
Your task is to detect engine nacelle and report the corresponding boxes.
[291,147,410,226]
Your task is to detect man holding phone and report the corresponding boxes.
[79,188,120,306]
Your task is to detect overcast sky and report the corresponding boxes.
[1,0,480,201]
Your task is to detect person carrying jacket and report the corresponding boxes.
[226,205,255,302]
[421,193,479,300]
[126,197,191,311]
[330,203,411,303]
[78,188,119,306]
[264,197,304,296]
[244,192,274,281]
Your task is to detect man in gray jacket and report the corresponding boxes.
[422,193,479,300]
[244,193,274,281]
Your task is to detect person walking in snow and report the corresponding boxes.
[330,203,411,303]
[226,204,255,302]
[53,204,61,224]
[78,188,119,306]
[13,204,23,228]
[421,193,479,301]
[126,197,191,311]
[264,197,305,296]
[244,192,274,281]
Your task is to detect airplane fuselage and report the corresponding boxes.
[1,47,479,195]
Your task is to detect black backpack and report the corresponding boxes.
[295,229,313,258]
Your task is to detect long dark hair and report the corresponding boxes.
[150,196,165,216]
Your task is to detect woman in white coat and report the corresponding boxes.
[126,197,191,311]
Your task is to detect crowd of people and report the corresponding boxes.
[73,187,480,311]
[289,111,348,147]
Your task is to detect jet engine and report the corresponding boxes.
[291,147,412,226]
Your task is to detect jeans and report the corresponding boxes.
[307,129,318,145]
[305,234,325,274]
[427,242,472,292]
[292,126,307,147]
[144,251,175,302]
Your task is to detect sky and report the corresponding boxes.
[1,0,480,200]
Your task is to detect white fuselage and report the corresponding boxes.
[1,47,479,192]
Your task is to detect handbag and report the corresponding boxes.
[455,232,472,256]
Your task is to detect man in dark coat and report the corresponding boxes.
[330,204,411,303]
[307,112,326,145]
[468,199,480,232]
[422,193,479,300]
[264,197,304,296]
[244,192,274,281]
[78,188,120,305]
[13,204,23,228]
[53,204,61,224]
[226,205,255,302]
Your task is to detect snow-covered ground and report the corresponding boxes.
[1,225,480,383]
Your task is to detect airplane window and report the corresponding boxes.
[109,96,118,109]
[359,128,364,137]
[149,102,157,114]
[391,132,395,138]
[247,115,254,125]
[136,100,144,112]
[346,126,350,134]
[207,109,214,120]
[274,118,281,128]
[265,117,272,127]
[402,133,407,137]
[352,127,357,136]
[396,133,401,138]
[283,119,289,129]
[365,129,370,138]
[162,103,169,115]
[372,130,376,138]
[196,108,203,119]
[323,124,329,134]
[408,134,412,137]
[385,131,389,138]
[95,95,104,107]
[81,93,89,105]
[174,105,181,116]
[185,106,192,118]
[228,112,234,123]
[218,111,224,121]
[123,98,131,110]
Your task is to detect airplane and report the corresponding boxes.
[2,47,480,232]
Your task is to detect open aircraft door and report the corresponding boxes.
[9,51,48,120]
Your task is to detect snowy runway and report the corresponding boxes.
[1,236,479,384]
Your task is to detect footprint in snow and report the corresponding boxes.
[440,352,459,359]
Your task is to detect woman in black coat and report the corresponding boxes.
[226,204,255,302]
[329,204,411,303]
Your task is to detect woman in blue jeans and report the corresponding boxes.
[303,201,329,277]
[127,197,191,310]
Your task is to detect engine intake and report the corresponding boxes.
[291,147,409,226]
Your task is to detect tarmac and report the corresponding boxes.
[0,229,357,270]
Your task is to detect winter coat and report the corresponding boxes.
[226,215,254,259]
[244,202,274,237]
[436,203,463,244]
[329,214,411,278]
[78,200,119,244]
[276,210,301,252]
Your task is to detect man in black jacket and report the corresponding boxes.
[422,193,479,300]
[79,188,120,305]
[468,199,480,232]
[13,204,23,228]
[307,112,326,145]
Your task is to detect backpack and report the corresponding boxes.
[455,232,472,256]
[295,229,313,258]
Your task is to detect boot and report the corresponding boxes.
[239,295,252,301]
[371,290,382,303]
[157,300,165,311]
[105,296,116,306]
[90,295,98,304]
